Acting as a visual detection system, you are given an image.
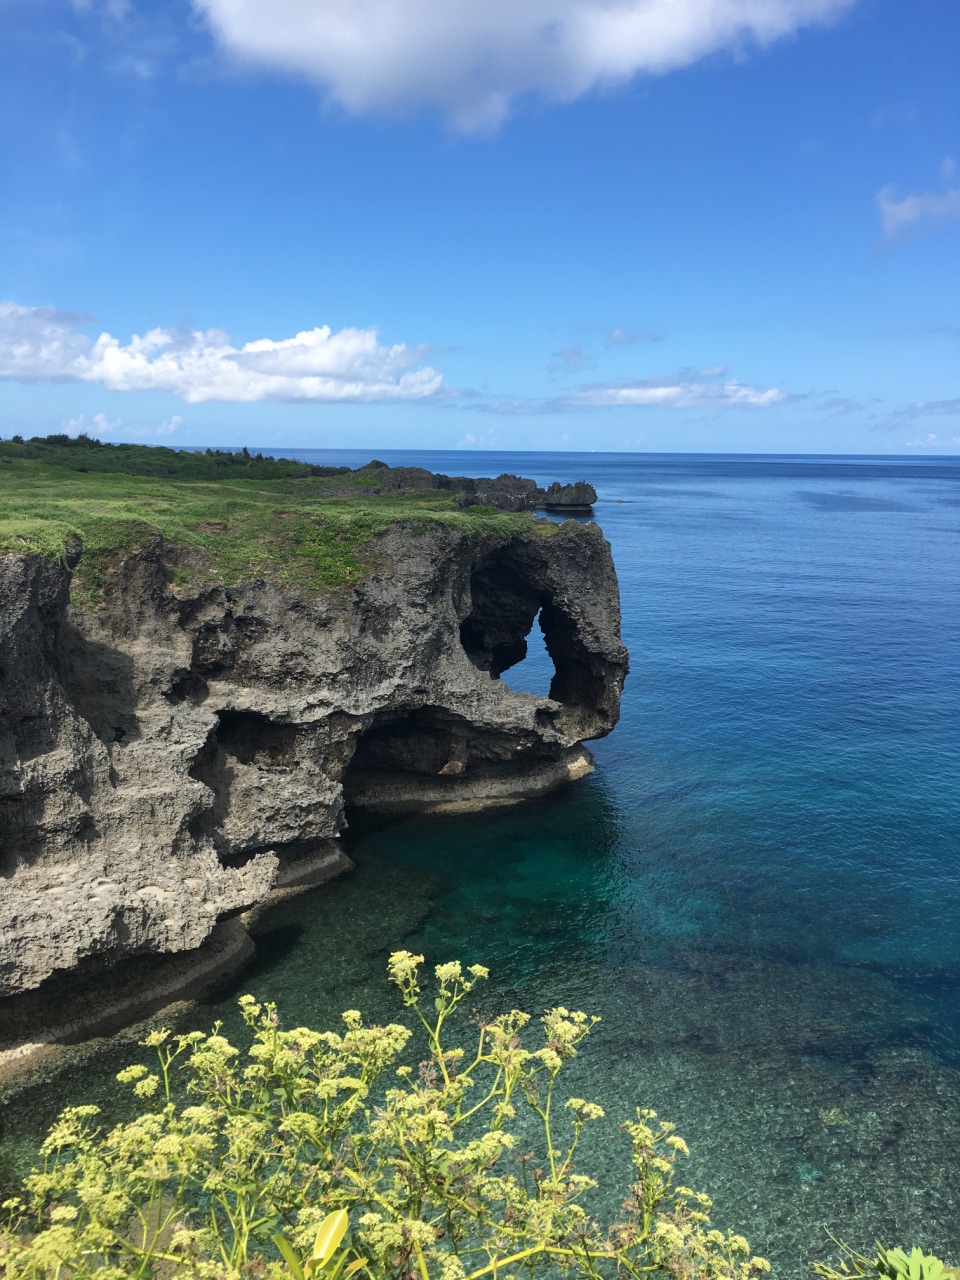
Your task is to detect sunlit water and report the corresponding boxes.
[3,453,959,1273]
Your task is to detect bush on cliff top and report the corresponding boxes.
[0,955,949,1280]
[0,437,547,596]
[0,435,349,481]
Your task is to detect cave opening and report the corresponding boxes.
[215,710,298,766]
[458,555,550,685]
[458,551,602,712]
[341,704,531,807]
[345,706,469,781]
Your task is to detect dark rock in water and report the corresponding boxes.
[469,473,540,513]
[535,480,597,512]
[0,504,627,1052]
[328,464,595,515]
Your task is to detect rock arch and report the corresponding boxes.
[458,538,618,724]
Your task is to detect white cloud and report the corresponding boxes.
[61,410,123,434]
[458,428,501,447]
[59,411,184,439]
[194,0,856,132]
[0,302,444,403]
[566,367,787,409]
[906,433,960,448]
[0,303,93,379]
[877,173,960,239]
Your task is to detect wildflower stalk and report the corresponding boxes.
[0,952,782,1280]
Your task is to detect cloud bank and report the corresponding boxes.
[0,302,444,403]
[194,0,856,131]
[60,411,184,438]
[890,397,960,422]
[565,367,787,409]
[906,433,960,448]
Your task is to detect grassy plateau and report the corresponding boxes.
[0,435,543,599]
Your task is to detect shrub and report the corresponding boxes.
[0,955,949,1280]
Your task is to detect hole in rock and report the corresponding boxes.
[459,550,603,711]
[215,710,298,767]
[459,562,541,680]
[342,705,529,804]
[347,707,466,778]
[164,673,209,705]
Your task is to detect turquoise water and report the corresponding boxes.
[4,453,960,1273]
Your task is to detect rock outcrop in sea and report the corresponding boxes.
[0,480,626,1055]
[328,462,599,513]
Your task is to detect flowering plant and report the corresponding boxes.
[3,952,775,1279]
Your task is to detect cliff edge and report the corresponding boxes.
[0,444,627,1029]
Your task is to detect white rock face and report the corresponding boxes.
[0,519,627,1000]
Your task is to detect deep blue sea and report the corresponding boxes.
[4,452,959,1274]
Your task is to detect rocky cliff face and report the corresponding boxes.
[0,518,626,1014]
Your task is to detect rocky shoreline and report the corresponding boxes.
[0,841,352,1087]
[0,463,627,1073]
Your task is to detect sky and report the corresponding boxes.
[0,0,958,454]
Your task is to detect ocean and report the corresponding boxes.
[4,451,959,1273]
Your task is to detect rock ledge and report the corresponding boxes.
[0,508,627,1053]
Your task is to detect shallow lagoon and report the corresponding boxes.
[4,452,959,1274]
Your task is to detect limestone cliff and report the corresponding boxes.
[0,516,626,1014]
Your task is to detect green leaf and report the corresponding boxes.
[321,1252,348,1280]
[273,1232,306,1280]
[310,1209,349,1269]
[325,1251,369,1280]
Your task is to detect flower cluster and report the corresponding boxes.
[0,953,773,1280]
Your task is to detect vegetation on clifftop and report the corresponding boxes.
[0,436,549,597]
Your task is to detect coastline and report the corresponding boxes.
[0,843,352,1090]
[0,748,594,1089]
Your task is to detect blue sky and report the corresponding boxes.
[1,0,958,454]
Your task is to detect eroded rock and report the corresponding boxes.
[0,517,627,1011]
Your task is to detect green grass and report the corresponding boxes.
[0,437,548,599]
